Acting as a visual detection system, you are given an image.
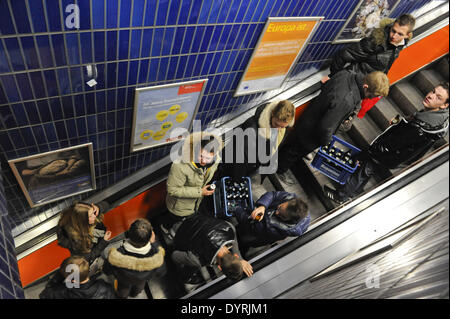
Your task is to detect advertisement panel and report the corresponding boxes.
[235,17,323,96]
[8,143,96,208]
[332,0,401,44]
[130,79,208,152]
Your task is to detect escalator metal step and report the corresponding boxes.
[412,69,446,95]
[433,56,449,80]
[389,82,424,116]
[348,115,382,150]
[368,97,404,131]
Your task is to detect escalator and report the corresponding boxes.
[132,54,450,299]
[274,54,449,213]
[20,29,449,299]
[179,54,449,300]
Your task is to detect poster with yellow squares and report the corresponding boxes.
[131,79,208,152]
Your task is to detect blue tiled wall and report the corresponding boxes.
[0,215,24,299]
[0,0,432,237]
[0,162,24,299]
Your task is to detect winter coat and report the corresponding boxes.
[235,191,310,244]
[166,132,223,217]
[56,201,110,264]
[39,271,116,299]
[173,215,239,266]
[291,70,365,156]
[223,101,295,179]
[330,18,410,76]
[368,109,449,169]
[104,240,165,288]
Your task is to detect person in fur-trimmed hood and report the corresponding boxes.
[164,131,223,228]
[328,14,415,78]
[221,100,295,181]
[104,218,165,299]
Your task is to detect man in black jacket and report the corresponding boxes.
[277,70,390,175]
[323,14,415,121]
[325,82,449,204]
[104,218,165,299]
[327,14,415,79]
[171,214,253,289]
[39,255,116,299]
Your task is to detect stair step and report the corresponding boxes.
[335,131,356,146]
[412,69,445,95]
[347,115,382,149]
[367,97,404,131]
[389,82,424,116]
[433,56,449,80]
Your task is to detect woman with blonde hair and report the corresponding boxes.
[57,201,112,271]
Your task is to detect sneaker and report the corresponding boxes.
[323,185,348,205]
[183,272,206,293]
[185,271,205,285]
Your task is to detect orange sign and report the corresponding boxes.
[178,82,204,95]
[235,17,323,96]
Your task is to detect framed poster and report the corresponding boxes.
[332,0,401,44]
[234,16,323,96]
[130,79,208,152]
[8,143,96,208]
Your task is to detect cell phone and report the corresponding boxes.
[208,184,216,191]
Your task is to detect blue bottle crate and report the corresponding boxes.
[310,135,361,185]
[213,176,254,218]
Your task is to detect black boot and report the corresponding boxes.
[323,185,348,205]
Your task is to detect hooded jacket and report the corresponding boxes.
[104,240,165,286]
[235,191,310,244]
[56,201,110,264]
[39,271,116,299]
[173,215,238,266]
[224,101,295,179]
[166,132,223,217]
[330,18,410,76]
[368,109,449,168]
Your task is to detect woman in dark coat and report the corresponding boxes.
[220,100,295,180]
